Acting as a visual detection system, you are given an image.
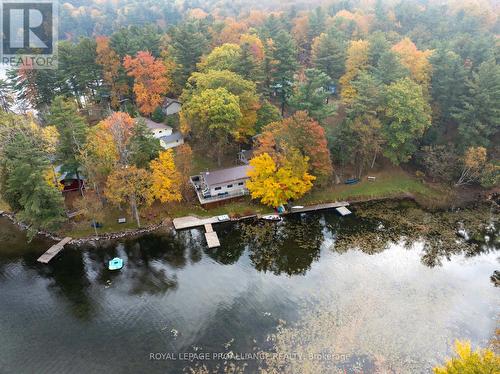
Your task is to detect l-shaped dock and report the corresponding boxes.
[172,201,351,249]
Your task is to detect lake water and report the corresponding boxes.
[0,201,498,373]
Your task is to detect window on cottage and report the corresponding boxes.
[214,187,222,191]
[227,184,233,188]
[238,182,244,186]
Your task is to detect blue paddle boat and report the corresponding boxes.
[108,257,124,270]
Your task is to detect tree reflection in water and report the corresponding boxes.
[332,200,498,267]
[240,215,324,276]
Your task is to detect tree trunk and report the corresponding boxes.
[371,152,378,169]
[76,170,84,197]
[130,194,141,228]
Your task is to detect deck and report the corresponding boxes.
[37,237,73,263]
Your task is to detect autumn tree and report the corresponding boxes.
[105,166,152,228]
[433,340,499,374]
[96,36,129,109]
[150,149,182,203]
[455,147,487,186]
[100,112,136,165]
[79,122,119,198]
[339,39,370,103]
[123,51,171,116]
[174,144,194,200]
[255,111,332,184]
[246,151,315,207]
[181,87,242,165]
[382,78,432,164]
[391,37,432,90]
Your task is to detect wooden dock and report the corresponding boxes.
[37,237,72,263]
[289,201,350,214]
[203,223,220,248]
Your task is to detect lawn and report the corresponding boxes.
[297,169,452,208]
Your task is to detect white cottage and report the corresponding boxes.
[190,165,252,204]
[141,118,184,150]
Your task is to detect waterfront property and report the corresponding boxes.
[190,165,252,205]
[55,165,86,192]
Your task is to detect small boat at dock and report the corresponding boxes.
[108,257,124,270]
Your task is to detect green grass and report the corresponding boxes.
[297,169,451,208]
[57,168,451,239]
[192,152,219,174]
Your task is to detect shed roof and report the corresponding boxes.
[201,165,252,186]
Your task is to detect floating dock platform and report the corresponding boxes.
[37,237,72,263]
[335,206,352,216]
[204,223,220,248]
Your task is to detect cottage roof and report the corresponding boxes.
[139,117,171,131]
[162,97,181,108]
[201,165,252,186]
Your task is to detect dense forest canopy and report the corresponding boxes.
[0,0,498,233]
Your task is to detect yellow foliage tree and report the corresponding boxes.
[149,149,182,203]
[433,340,500,373]
[105,166,153,228]
[246,151,315,207]
[339,39,370,103]
[392,38,432,89]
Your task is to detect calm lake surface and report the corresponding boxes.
[0,201,498,373]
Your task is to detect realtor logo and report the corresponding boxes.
[1,0,58,68]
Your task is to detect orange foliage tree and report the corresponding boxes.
[123,51,171,116]
[100,112,136,165]
[391,38,432,89]
[95,36,129,109]
[255,111,333,184]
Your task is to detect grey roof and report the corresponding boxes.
[201,165,252,186]
[160,132,183,143]
[163,97,181,108]
[140,117,171,131]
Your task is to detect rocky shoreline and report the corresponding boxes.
[1,191,497,247]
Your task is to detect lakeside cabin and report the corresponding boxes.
[142,118,185,150]
[190,165,252,206]
[54,166,85,192]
